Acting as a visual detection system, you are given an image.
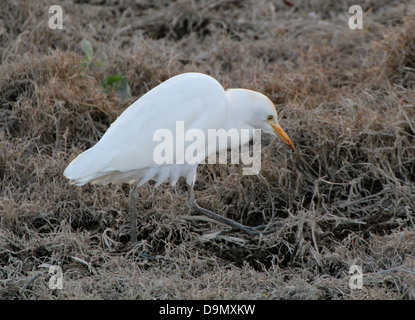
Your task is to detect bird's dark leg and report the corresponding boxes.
[129,184,139,248]
[187,187,275,236]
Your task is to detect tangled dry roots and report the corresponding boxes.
[1,0,415,299]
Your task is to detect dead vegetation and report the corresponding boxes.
[1,0,415,299]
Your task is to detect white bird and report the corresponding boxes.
[64,72,294,246]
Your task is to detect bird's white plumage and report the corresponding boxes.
[64,73,228,186]
[64,72,290,188]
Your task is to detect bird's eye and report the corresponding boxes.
[267,115,273,121]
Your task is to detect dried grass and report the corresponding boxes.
[1,0,415,300]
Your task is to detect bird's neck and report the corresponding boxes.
[223,90,253,132]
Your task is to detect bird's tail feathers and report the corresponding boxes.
[63,147,113,186]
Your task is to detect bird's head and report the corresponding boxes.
[226,89,295,150]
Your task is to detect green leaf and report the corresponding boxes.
[80,39,93,61]
[101,75,131,98]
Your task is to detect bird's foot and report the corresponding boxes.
[187,188,278,237]
[238,224,278,236]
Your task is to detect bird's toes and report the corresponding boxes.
[250,224,268,231]
[244,224,278,235]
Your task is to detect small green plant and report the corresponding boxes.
[79,39,130,98]
[101,75,131,98]
[80,39,94,70]
[79,39,104,70]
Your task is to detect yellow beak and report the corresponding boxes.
[269,120,295,151]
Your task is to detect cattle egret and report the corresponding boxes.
[64,72,294,247]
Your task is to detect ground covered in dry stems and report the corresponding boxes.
[1,0,415,300]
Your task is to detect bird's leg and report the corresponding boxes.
[129,183,139,248]
[187,187,275,236]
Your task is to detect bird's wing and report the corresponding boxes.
[64,73,228,184]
